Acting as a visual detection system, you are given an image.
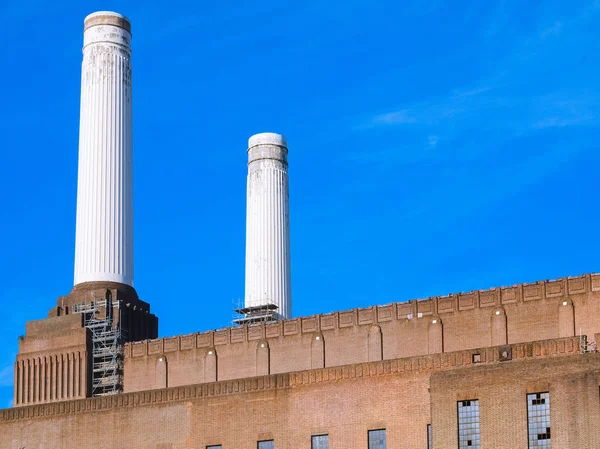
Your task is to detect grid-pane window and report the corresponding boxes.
[428,424,432,449]
[258,441,274,449]
[457,399,480,449]
[368,429,386,449]
[528,392,551,448]
[312,434,329,449]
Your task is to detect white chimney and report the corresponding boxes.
[244,133,292,319]
[73,12,134,287]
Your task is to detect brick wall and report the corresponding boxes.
[1,337,599,449]
[124,274,600,392]
[15,314,90,405]
[431,353,600,448]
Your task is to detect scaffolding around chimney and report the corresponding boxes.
[73,295,125,396]
[233,303,280,326]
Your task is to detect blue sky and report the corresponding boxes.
[0,0,599,407]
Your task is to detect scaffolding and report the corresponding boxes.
[73,297,124,397]
[233,303,280,326]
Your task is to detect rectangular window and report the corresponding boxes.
[206,446,222,449]
[368,429,386,449]
[258,441,274,449]
[527,392,551,448]
[311,434,329,449]
[428,424,432,449]
[457,399,480,449]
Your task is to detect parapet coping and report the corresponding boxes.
[1,335,588,422]
[125,273,600,358]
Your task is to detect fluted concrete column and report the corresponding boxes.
[244,133,292,319]
[74,11,134,286]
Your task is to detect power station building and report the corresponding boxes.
[2,11,600,449]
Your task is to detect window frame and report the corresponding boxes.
[367,428,387,449]
[457,398,480,449]
[427,424,432,449]
[527,391,551,448]
[311,434,329,449]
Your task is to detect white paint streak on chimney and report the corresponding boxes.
[245,133,292,318]
[74,11,134,286]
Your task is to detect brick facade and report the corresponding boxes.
[123,274,600,392]
[2,338,600,448]
[14,282,158,407]
[3,274,600,448]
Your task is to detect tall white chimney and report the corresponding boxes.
[73,12,134,287]
[244,133,292,319]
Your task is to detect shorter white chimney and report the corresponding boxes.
[244,133,292,319]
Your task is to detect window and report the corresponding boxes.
[427,424,432,449]
[527,392,551,448]
[206,446,222,449]
[368,429,386,449]
[258,441,274,449]
[457,399,480,449]
[312,434,329,449]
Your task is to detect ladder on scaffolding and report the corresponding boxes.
[73,298,123,397]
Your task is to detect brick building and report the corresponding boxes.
[3,274,600,448]
[2,10,599,449]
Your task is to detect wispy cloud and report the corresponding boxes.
[533,114,595,129]
[540,21,563,39]
[367,85,498,128]
[451,86,495,99]
[366,85,598,152]
[372,110,421,126]
[364,0,600,140]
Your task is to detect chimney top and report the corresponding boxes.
[84,11,131,33]
[248,133,287,150]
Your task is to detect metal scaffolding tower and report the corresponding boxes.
[233,303,280,326]
[73,297,124,396]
